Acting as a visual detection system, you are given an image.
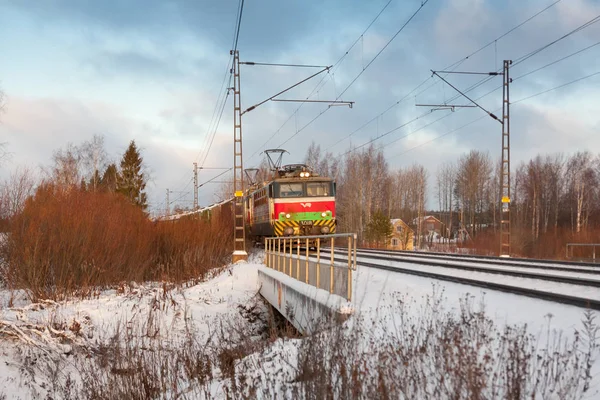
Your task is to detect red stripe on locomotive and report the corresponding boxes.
[272,199,335,218]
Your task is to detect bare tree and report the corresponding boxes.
[51,143,81,190]
[564,151,597,233]
[304,141,339,178]
[80,134,108,192]
[0,166,37,220]
[436,162,455,240]
[454,150,493,237]
[336,145,390,240]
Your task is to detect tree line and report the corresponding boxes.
[303,142,600,257]
[0,135,148,226]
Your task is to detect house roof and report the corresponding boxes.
[411,215,443,225]
[390,218,414,233]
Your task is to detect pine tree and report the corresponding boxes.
[100,163,118,193]
[116,141,148,210]
[365,210,393,247]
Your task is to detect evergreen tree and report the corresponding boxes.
[100,163,118,193]
[365,210,393,247]
[116,141,148,210]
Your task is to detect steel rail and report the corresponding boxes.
[352,257,600,311]
[331,249,600,286]
[388,248,600,268]
[334,247,600,274]
[300,252,600,311]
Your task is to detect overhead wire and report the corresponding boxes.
[276,0,431,148]
[168,0,244,209]
[333,8,600,157]
[245,0,395,164]
[389,69,600,158]
[325,0,565,151]
[197,0,245,169]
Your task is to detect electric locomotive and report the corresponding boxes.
[245,152,336,244]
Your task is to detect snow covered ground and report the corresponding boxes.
[0,250,598,399]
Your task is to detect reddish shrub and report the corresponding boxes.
[4,183,233,300]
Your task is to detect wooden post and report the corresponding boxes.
[296,237,300,280]
[316,238,321,289]
[330,237,334,294]
[305,237,309,283]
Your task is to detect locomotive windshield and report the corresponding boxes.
[279,183,304,197]
[307,182,331,196]
[273,181,334,198]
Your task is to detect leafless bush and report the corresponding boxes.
[2,183,232,301]
[283,292,599,399]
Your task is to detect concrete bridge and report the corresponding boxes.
[257,233,357,334]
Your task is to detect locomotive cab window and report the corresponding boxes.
[307,182,334,197]
[277,182,304,197]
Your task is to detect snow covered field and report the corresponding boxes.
[0,250,598,399]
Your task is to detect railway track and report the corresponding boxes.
[309,248,600,310]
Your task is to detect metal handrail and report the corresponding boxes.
[264,233,357,301]
[566,243,600,263]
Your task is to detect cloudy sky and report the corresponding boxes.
[1,0,599,215]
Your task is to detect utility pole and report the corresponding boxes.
[500,60,512,257]
[229,51,353,264]
[193,162,198,210]
[231,50,247,263]
[420,60,512,256]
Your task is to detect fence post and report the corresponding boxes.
[289,238,293,276]
[316,238,321,290]
[354,233,358,270]
[348,235,352,301]
[330,237,334,294]
[305,237,309,284]
[277,238,281,271]
[266,238,269,268]
[297,237,300,280]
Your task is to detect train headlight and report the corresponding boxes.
[300,172,305,177]
[285,213,291,219]
[284,227,294,235]
[320,226,330,234]
[321,212,327,217]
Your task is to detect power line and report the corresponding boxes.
[338,46,597,158]
[245,0,395,164]
[276,0,431,148]
[513,14,600,67]
[198,0,245,168]
[513,40,600,80]
[232,0,245,53]
[325,0,564,151]
[250,0,392,164]
[388,70,600,158]
[514,70,600,103]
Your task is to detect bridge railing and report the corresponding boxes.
[566,243,600,263]
[264,233,357,301]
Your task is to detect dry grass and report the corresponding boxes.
[282,293,599,400]
[0,183,232,301]
[1,289,597,399]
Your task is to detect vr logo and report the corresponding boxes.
[300,203,312,208]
